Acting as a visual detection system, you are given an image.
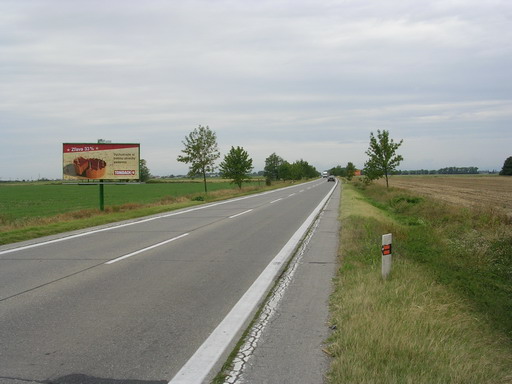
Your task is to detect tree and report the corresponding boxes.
[289,159,319,180]
[500,156,512,176]
[363,130,403,188]
[330,165,347,177]
[345,162,356,181]
[139,159,151,182]
[279,161,292,181]
[219,146,254,189]
[177,125,220,193]
[264,153,284,181]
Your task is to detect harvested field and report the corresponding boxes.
[378,175,512,217]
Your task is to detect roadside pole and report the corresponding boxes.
[381,233,392,280]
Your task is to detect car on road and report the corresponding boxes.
[327,175,335,182]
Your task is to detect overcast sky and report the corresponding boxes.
[1,0,511,179]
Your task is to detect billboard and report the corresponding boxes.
[63,143,140,180]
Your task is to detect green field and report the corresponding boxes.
[0,179,274,245]
[0,180,262,220]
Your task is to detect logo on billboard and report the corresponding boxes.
[114,170,137,176]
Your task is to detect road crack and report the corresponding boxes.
[222,214,322,383]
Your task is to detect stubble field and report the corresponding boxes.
[379,175,512,217]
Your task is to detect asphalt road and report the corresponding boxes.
[0,180,337,384]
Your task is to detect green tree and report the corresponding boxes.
[139,159,151,182]
[289,161,303,180]
[264,153,285,181]
[289,159,319,180]
[177,125,220,193]
[219,146,254,189]
[279,161,292,181]
[363,130,403,188]
[346,161,356,181]
[500,156,512,176]
[329,165,347,177]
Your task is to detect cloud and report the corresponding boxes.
[0,0,511,179]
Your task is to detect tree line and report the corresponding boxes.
[328,163,357,180]
[395,167,480,175]
[175,125,320,192]
[143,125,512,189]
[263,153,319,183]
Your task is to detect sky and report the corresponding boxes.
[1,0,511,180]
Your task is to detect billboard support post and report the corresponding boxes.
[99,183,105,211]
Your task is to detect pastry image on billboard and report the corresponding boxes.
[72,157,107,179]
[73,157,89,175]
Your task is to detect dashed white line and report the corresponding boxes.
[270,198,283,204]
[105,233,189,264]
[229,209,253,219]
[288,193,296,197]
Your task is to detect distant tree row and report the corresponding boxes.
[175,125,320,192]
[395,166,479,175]
[264,153,320,182]
[438,167,479,174]
[328,162,356,180]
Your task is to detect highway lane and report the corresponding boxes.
[0,179,337,384]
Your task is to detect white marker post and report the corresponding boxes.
[381,233,392,280]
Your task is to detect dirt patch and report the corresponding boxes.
[378,175,512,217]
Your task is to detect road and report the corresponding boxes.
[0,179,337,384]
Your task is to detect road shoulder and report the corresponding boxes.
[225,182,340,384]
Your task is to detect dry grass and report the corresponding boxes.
[327,182,512,383]
[329,257,512,384]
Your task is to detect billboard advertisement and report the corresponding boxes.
[63,143,140,180]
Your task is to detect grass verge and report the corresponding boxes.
[327,182,512,383]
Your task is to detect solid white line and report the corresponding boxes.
[105,233,189,264]
[229,209,253,219]
[168,180,338,384]
[270,198,283,204]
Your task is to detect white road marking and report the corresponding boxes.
[270,198,283,204]
[105,233,189,264]
[168,179,338,384]
[288,193,296,197]
[229,209,253,219]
